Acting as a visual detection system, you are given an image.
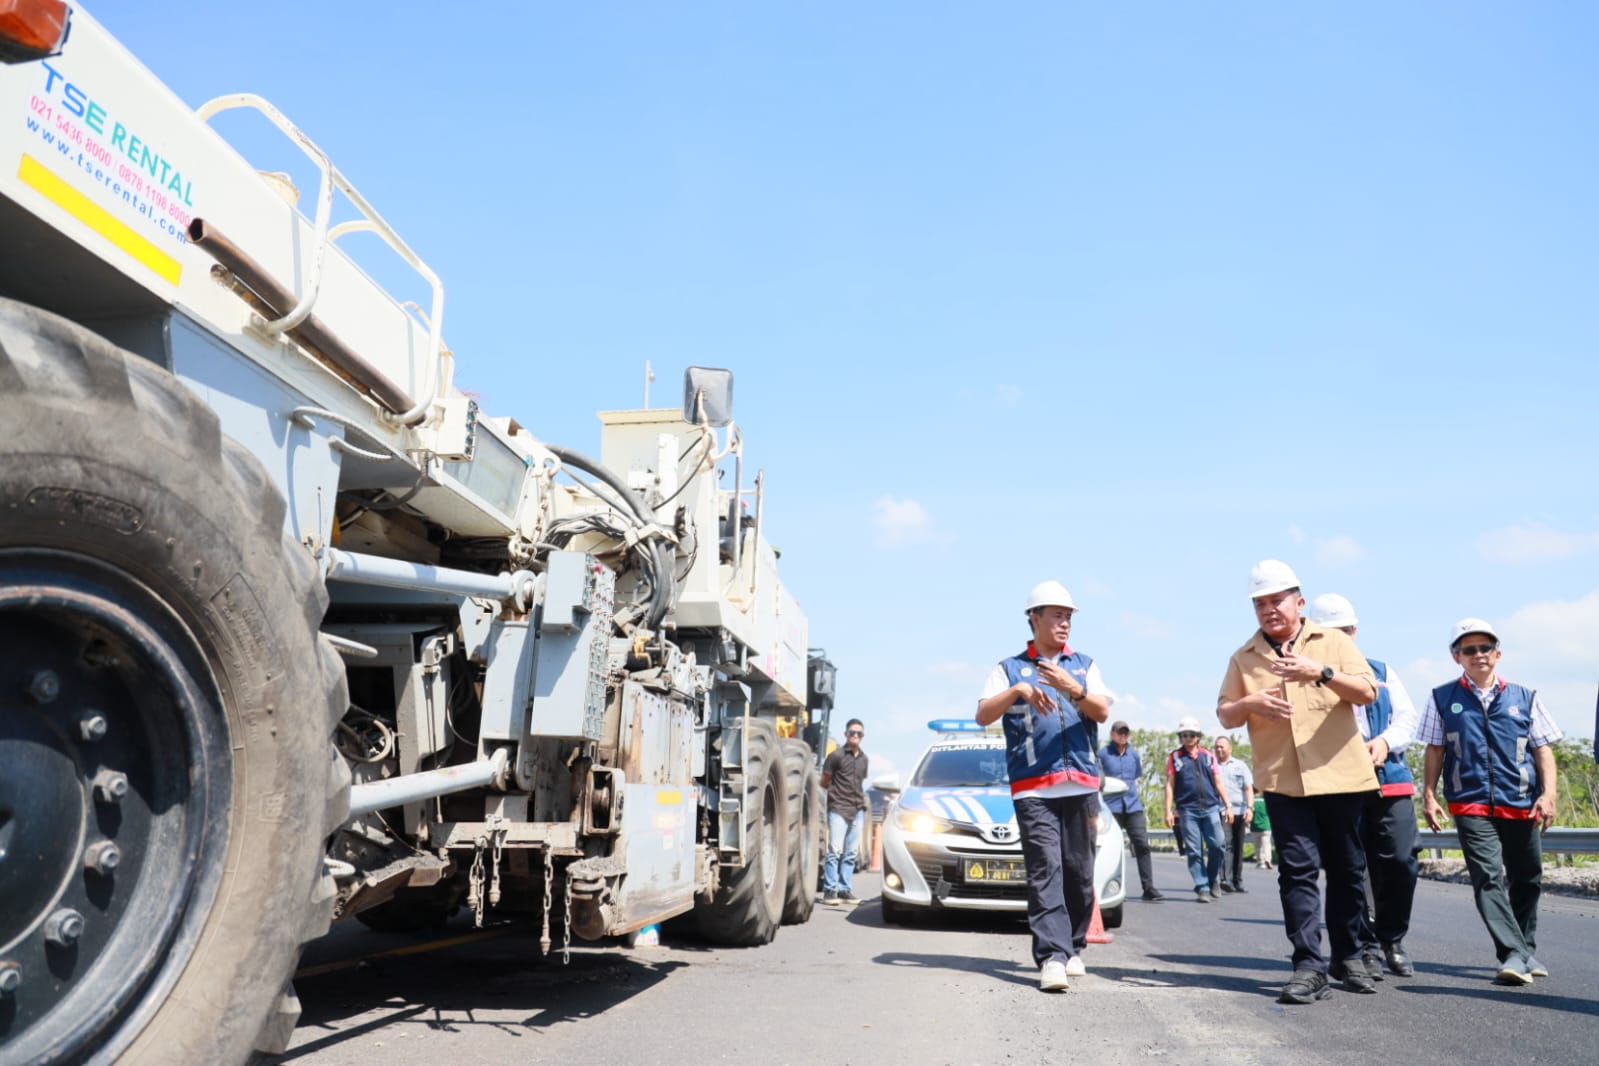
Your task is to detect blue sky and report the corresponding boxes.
[92,2,1598,780]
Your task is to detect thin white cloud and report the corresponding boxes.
[1288,524,1307,545]
[871,496,940,548]
[995,384,1023,406]
[1501,590,1599,666]
[925,659,985,680]
[1116,611,1174,639]
[1315,534,1366,565]
[1477,524,1599,564]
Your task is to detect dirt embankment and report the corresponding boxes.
[1419,858,1599,898]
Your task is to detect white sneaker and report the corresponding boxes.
[1039,959,1070,991]
[1064,955,1087,977]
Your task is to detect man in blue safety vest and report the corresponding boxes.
[1421,618,1561,987]
[1164,719,1231,902]
[976,581,1115,992]
[1310,594,1421,980]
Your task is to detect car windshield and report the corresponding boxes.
[912,747,1009,788]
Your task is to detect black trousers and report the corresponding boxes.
[1015,793,1096,966]
[1263,790,1370,973]
[1358,792,1418,950]
[1222,811,1248,887]
[1112,809,1156,895]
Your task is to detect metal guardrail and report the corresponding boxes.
[1415,827,1599,853]
[1143,827,1599,853]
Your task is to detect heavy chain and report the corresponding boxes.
[467,837,487,928]
[539,849,553,956]
[562,868,573,966]
[488,824,506,908]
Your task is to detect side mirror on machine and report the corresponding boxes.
[683,366,734,427]
[1101,776,1129,796]
[871,773,901,794]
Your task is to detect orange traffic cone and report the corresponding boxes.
[1087,894,1114,944]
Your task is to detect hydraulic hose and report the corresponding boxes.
[544,444,676,630]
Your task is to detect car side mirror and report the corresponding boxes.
[871,773,901,794]
[1101,776,1129,797]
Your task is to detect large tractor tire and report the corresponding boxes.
[694,718,789,945]
[0,299,348,1065]
[779,738,822,924]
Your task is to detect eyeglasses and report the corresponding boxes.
[846,730,864,737]
[1458,643,1498,657]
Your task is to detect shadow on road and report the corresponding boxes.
[1395,983,1599,1017]
[1146,952,1288,972]
[845,900,1027,933]
[275,928,688,1063]
[871,951,1035,988]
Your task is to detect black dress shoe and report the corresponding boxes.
[1231,881,1248,894]
[1142,890,1167,901]
[1383,941,1414,977]
[1278,968,1330,1004]
[1330,959,1378,994]
[1216,881,1233,894]
[1360,952,1386,981]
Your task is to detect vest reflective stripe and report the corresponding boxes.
[998,650,1100,795]
[1367,659,1416,797]
[1432,678,1538,816]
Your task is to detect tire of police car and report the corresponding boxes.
[779,738,821,924]
[0,298,349,1064]
[695,718,790,945]
[1101,903,1123,930]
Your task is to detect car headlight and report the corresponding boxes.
[894,809,954,834]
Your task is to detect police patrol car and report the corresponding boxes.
[877,720,1126,926]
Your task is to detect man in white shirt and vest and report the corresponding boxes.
[1420,618,1561,987]
[1309,593,1421,980]
[976,581,1115,992]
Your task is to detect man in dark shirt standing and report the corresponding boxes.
[821,718,870,905]
[1099,721,1164,901]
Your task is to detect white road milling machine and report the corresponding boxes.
[0,5,839,1063]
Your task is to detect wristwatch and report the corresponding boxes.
[1317,665,1335,686]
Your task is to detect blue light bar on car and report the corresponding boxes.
[927,719,987,733]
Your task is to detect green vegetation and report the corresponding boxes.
[1112,729,1599,832]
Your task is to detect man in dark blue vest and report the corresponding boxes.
[976,581,1115,992]
[1420,618,1562,987]
[1309,594,1422,981]
[1163,718,1231,901]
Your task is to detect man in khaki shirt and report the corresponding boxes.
[1217,560,1379,1005]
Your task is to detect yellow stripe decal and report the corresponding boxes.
[656,789,683,805]
[17,154,182,285]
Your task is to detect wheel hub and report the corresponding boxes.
[0,551,226,1062]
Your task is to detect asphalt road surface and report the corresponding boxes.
[277,854,1599,1066]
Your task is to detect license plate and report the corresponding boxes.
[963,858,1025,883]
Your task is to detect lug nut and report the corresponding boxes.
[27,669,60,704]
[44,908,84,947]
[79,713,109,742]
[0,963,20,995]
[93,769,130,804]
[85,840,122,875]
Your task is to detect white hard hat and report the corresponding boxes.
[1025,580,1077,613]
[1450,618,1500,648]
[1248,559,1300,599]
[1308,593,1358,629]
[1176,716,1203,735]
